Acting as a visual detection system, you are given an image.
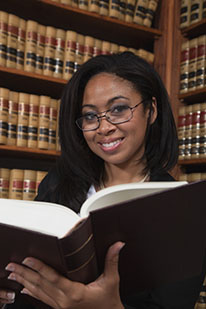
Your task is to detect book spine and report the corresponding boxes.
[119,0,127,20]
[180,0,191,29]
[179,40,190,94]
[133,0,149,25]
[53,28,66,79]
[199,103,206,159]
[48,98,58,150]
[196,35,206,89]
[6,14,19,68]
[110,42,119,54]
[184,105,193,160]
[38,95,50,149]
[9,169,24,200]
[71,0,79,8]
[190,0,203,25]
[0,168,10,199]
[88,0,100,13]
[27,94,40,149]
[16,92,30,147]
[0,11,8,67]
[0,87,9,145]
[143,0,159,27]
[191,103,201,159]
[43,26,56,77]
[63,30,77,80]
[83,36,94,63]
[99,0,109,16]
[93,38,102,57]
[79,0,88,11]
[7,91,18,146]
[60,0,73,4]
[16,18,26,70]
[178,106,186,160]
[74,33,85,73]
[35,24,46,75]
[124,0,136,23]
[36,170,47,195]
[23,169,37,200]
[109,0,120,19]
[24,20,38,73]
[101,41,111,55]
[188,37,198,92]
[203,0,206,18]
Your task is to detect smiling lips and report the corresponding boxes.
[99,138,124,151]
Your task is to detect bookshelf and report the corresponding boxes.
[176,0,206,185]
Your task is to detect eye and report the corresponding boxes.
[110,104,129,114]
[83,112,97,122]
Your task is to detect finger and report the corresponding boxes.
[103,241,125,282]
[0,290,15,304]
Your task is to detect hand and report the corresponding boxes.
[5,241,125,309]
[0,289,15,306]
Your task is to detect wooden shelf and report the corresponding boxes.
[0,145,60,160]
[178,87,206,103]
[181,19,206,38]
[178,158,206,166]
[0,66,67,98]
[0,0,162,50]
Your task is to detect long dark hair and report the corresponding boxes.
[51,52,178,212]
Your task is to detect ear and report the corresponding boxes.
[149,97,158,124]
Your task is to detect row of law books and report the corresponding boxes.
[0,87,61,151]
[0,168,47,200]
[180,0,206,29]
[179,34,206,94]
[179,172,206,182]
[51,0,159,28]
[178,102,206,160]
[0,11,155,81]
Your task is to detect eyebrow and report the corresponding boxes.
[82,95,130,110]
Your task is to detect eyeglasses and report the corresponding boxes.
[76,100,145,132]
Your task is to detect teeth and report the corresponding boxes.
[102,139,122,147]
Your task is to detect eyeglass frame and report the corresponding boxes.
[75,99,147,132]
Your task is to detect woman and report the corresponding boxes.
[1,52,205,308]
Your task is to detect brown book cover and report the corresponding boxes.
[16,92,29,147]
[63,30,77,80]
[8,169,24,200]
[22,170,37,201]
[0,87,9,145]
[53,28,66,79]
[35,24,46,75]
[191,103,201,159]
[48,98,58,150]
[43,26,56,77]
[6,14,19,69]
[196,35,206,89]
[7,91,19,146]
[190,0,203,25]
[0,11,8,67]
[0,168,10,199]
[143,0,159,28]
[37,95,50,150]
[178,106,186,160]
[124,0,136,23]
[188,37,198,92]
[109,0,120,19]
[180,0,191,29]
[203,0,206,18]
[1,180,206,303]
[27,94,40,149]
[16,18,26,70]
[180,40,190,94]
[199,103,206,159]
[133,0,149,25]
[24,20,38,73]
[184,105,193,159]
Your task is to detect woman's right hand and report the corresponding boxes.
[0,289,15,307]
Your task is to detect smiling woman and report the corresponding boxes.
[2,52,205,309]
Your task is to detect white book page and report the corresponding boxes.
[0,199,80,238]
[80,181,188,218]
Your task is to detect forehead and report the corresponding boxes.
[83,73,139,100]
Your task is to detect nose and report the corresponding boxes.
[96,115,116,135]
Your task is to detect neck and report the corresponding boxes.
[101,162,149,188]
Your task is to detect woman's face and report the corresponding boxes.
[82,73,157,168]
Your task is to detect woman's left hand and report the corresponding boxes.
[5,241,125,309]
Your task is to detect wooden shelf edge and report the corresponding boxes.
[178,87,206,103]
[40,0,162,38]
[0,145,61,159]
[0,66,67,86]
[178,159,206,165]
[181,18,206,37]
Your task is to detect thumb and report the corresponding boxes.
[104,241,125,281]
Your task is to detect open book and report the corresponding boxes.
[0,180,206,298]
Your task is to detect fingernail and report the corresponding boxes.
[5,264,15,271]
[118,242,125,252]
[7,292,15,300]
[21,288,30,296]
[8,273,16,281]
[22,258,33,268]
